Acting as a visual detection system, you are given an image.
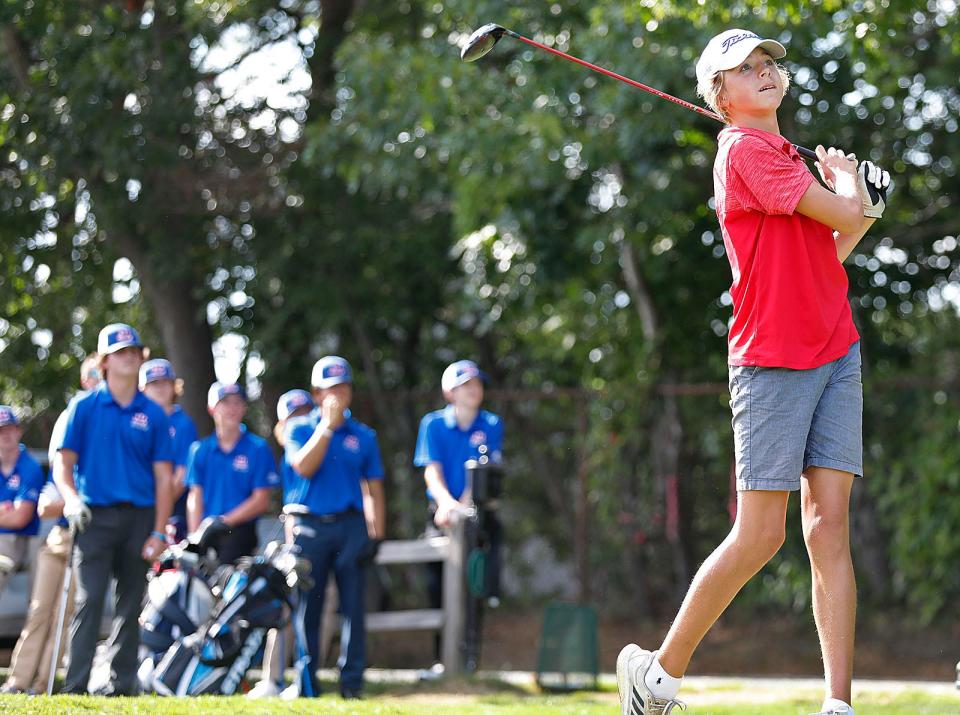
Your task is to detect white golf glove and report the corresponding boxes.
[64,498,92,534]
[858,160,891,219]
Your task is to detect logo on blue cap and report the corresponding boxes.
[441,360,486,392]
[277,389,313,421]
[207,381,247,410]
[97,323,143,355]
[311,356,353,389]
[0,406,19,427]
[139,359,176,387]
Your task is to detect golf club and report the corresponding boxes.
[461,23,819,162]
[46,532,77,695]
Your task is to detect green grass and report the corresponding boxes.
[0,688,955,714]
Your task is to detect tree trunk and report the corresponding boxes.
[110,230,216,435]
[620,235,691,602]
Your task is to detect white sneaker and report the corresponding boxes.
[246,680,281,699]
[280,683,300,700]
[810,708,850,714]
[416,662,445,681]
[616,644,685,715]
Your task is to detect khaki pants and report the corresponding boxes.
[6,526,74,692]
[0,532,30,595]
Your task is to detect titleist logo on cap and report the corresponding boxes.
[721,32,760,53]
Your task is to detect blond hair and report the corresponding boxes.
[697,63,791,124]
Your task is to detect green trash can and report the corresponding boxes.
[535,601,599,691]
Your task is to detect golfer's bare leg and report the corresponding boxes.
[657,490,790,677]
[802,467,855,705]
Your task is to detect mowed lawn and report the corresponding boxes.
[0,676,956,714]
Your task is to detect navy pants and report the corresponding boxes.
[293,511,368,695]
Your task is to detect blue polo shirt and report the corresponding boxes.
[284,412,384,515]
[169,406,198,468]
[414,406,503,500]
[186,429,279,521]
[168,406,198,520]
[0,445,44,536]
[61,384,174,507]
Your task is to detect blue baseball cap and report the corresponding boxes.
[0,406,19,427]
[139,359,176,388]
[97,323,143,355]
[442,360,487,392]
[311,356,352,389]
[207,381,247,410]
[277,389,313,421]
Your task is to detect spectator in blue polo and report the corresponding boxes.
[0,406,44,596]
[54,322,174,696]
[185,381,279,564]
[414,359,504,664]
[140,359,198,543]
[273,389,314,505]
[415,360,503,527]
[285,356,385,700]
[246,388,318,701]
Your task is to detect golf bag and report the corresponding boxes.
[150,542,312,696]
[138,517,230,689]
[463,458,505,672]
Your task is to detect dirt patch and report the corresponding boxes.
[367,610,959,681]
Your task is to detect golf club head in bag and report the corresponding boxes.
[150,543,311,696]
[138,568,217,690]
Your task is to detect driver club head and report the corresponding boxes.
[461,23,508,62]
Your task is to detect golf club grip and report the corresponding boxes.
[510,31,820,164]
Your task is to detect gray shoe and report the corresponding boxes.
[616,644,685,715]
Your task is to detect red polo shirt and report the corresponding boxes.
[714,126,859,369]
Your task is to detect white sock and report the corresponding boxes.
[643,655,682,700]
[822,697,854,714]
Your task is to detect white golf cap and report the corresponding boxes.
[441,360,487,393]
[696,29,786,85]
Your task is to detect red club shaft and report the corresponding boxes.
[507,29,818,162]
[512,32,724,122]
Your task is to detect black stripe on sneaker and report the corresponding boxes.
[631,686,645,715]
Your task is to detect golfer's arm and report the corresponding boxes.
[796,178,863,235]
[290,423,333,477]
[38,494,65,519]
[362,479,386,539]
[186,486,203,533]
[221,488,270,527]
[0,502,35,529]
[53,449,80,503]
[835,217,877,262]
[424,463,456,505]
[152,461,174,533]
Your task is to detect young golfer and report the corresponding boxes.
[0,406,45,594]
[140,359,198,542]
[185,382,279,563]
[2,355,100,694]
[617,30,890,715]
[55,323,174,696]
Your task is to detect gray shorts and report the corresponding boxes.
[729,341,863,491]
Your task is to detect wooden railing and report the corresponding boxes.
[367,518,467,674]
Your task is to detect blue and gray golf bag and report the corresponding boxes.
[146,537,312,696]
